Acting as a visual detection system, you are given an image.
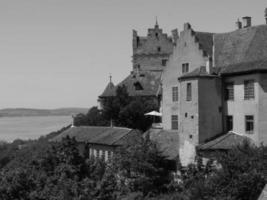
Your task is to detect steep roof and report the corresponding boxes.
[214,25,267,67]
[258,184,267,200]
[145,128,179,160]
[198,132,253,150]
[220,58,267,75]
[51,126,140,146]
[100,71,162,98]
[99,82,115,97]
[195,31,214,57]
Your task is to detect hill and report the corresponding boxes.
[0,108,89,117]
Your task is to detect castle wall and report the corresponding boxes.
[162,23,209,136]
[258,73,267,145]
[223,74,260,144]
[179,79,199,146]
[132,25,174,72]
[133,55,170,71]
[198,77,223,143]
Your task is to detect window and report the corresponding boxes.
[171,115,178,130]
[96,149,100,158]
[172,86,178,102]
[186,83,192,101]
[134,82,143,90]
[157,46,161,52]
[182,63,189,73]
[244,80,254,100]
[245,115,254,133]
[162,59,167,66]
[226,115,233,132]
[225,82,234,100]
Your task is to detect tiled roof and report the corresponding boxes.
[214,25,267,67]
[258,184,267,200]
[145,128,179,160]
[195,31,214,57]
[220,58,267,75]
[100,71,162,98]
[51,126,140,146]
[99,82,115,97]
[197,132,253,150]
[178,66,220,80]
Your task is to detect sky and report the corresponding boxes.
[0,0,266,109]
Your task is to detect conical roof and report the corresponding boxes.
[99,81,115,97]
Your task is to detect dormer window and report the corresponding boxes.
[155,32,159,39]
[157,47,161,52]
[134,82,143,91]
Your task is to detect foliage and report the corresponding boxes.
[0,134,266,200]
[103,85,159,131]
[74,106,108,127]
[112,137,173,197]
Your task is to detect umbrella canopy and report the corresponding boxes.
[144,111,162,117]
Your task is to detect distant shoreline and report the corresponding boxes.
[0,108,88,118]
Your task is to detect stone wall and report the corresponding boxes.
[223,74,260,144]
[132,24,174,72]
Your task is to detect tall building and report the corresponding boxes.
[161,13,267,150]
[98,22,177,109]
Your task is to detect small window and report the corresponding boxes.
[225,82,234,100]
[185,113,188,117]
[157,47,161,52]
[171,115,178,130]
[226,115,233,132]
[244,80,254,100]
[186,83,192,101]
[162,59,167,66]
[182,63,189,73]
[134,82,143,90]
[155,33,159,39]
[172,86,178,102]
[245,115,254,134]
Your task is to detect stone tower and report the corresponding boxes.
[132,22,177,72]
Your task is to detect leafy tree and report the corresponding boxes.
[112,137,173,197]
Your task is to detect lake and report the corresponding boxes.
[0,116,72,142]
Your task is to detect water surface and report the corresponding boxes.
[0,116,72,142]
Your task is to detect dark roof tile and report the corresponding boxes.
[51,126,140,146]
[198,132,253,150]
[214,25,267,67]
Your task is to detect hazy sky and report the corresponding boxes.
[0,0,266,109]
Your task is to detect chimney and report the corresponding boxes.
[265,8,267,24]
[236,19,242,29]
[206,57,212,74]
[242,16,252,28]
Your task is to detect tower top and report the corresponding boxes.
[155,16,159,28]
[109,73,112,83]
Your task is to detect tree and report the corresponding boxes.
[112,137,173,197]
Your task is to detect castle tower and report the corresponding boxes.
[132,22,177,72]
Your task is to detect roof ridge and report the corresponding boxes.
[200,133,230,149]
